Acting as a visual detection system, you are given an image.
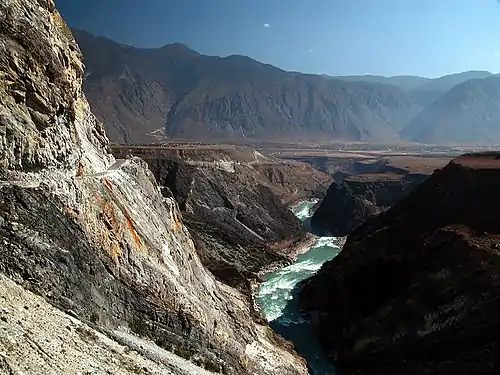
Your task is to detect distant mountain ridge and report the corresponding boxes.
[337,71,496,107]
[74,30,420,144]
[337,71,494,92]
[402,76,500,144]
[335,75,432,91]
[74,29,499,145]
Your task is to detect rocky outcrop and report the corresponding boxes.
[311,156,450,236]
[0,1,307,374]
[311,173,427,236]
[113,146,331,292]
[299,153,500,375]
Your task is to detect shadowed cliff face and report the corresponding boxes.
[310,156,450,237]
[112,147,331,292]
[0,1,308,374]
[299,153,500,375]
[311,173,427,236]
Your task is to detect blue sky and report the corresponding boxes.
[55,0,500,78]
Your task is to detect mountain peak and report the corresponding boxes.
[159,42,198,53]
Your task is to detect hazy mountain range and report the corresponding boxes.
[402,76,500,144]
[337,71,495,107]
[74,29,500,145]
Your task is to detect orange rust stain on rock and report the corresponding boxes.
[170,207,183,231]
[122,207,142,248]
[103,177,113,190]
[99,200,123,266]
[94,194,103,205]
[65,206,78,218]
[76,162,85,178]
[101,202,117,230]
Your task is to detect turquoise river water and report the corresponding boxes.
[256,200,341,375]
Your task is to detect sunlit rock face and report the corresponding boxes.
[112,146,331,294]
[0,1,307,374]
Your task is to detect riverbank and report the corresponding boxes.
[257,199,325,277]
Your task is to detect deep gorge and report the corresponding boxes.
[2,1,500,373]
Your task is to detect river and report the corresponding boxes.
[256,200,341,375]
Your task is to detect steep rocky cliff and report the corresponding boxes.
[299,153,500,375]
[311,157,449,236]
[311,173,427,236]
[113,146,331,292]
[0,1,307,374]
